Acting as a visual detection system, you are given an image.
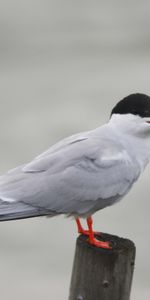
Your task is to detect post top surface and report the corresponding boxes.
[77,233,136,255]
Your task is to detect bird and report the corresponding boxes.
[0,93,150,249]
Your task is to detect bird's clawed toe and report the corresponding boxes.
[88,236,112,249]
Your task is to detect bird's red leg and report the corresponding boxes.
[75,218,89,235]
[75,218,101,236]
[76,218,84,234]
[87,216,111,249]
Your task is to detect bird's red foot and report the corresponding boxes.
[88,236,112,249]
[75,217,112,250]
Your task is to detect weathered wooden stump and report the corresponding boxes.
[69,233,136,300]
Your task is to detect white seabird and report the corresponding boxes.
[0,93,150,249]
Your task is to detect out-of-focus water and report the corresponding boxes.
[0,0,150,298]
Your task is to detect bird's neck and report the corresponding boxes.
[125,134,150,170]
[109,124,150,171]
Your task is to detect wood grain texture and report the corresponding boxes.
[69,233,136,300]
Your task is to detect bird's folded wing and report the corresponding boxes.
[0,132,141,217]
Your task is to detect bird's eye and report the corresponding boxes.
[132,110,138,115]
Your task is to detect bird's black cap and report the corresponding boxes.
[111,93,150,118]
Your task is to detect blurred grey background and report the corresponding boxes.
[0,0,150,299]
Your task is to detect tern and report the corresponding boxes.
[0,93,150,249]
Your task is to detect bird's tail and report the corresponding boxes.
[0,200,55,221]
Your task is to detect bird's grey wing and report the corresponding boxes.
[0,134,141,219]
[38,143,140,216]
[0,132,89,219]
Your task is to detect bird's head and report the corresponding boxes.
[110,93,150,137]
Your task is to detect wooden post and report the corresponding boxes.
[69,233,136,300]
